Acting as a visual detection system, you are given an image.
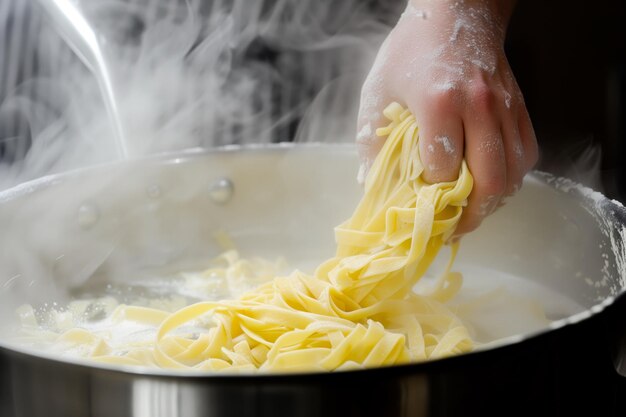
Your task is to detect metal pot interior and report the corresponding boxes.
[0,144,624,372]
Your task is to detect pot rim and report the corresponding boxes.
[0,142,624,379]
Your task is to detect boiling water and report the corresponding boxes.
[442,264,585,343]
[9,257,586,361]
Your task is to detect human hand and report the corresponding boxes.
[356,0,538,239]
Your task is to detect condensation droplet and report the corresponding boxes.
[78,204,99,229]
[147,184,161,199]
[208,178,234,205]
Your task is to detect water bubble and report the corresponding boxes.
[208,178,234,205]
[78,204,99,229]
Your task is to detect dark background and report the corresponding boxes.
[506,0,626,199]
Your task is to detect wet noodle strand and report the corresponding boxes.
[22,103,475,372]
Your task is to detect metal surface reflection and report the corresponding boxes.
[1,349,431,417]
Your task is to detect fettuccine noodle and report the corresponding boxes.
[18,103,475,372]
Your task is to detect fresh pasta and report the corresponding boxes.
[17,103,475,372]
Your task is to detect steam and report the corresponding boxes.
[537,135,604,192]
[0,0,397,189]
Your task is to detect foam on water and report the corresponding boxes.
[8,254,587,362]
[445,264,585,343]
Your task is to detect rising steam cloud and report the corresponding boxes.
[0,0,399,189]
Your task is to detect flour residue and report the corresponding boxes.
[401,4,427,20]
[433,81,456,91]
[536,172,626,299]
[478,133,502,155]
[434,135,455,155]
[504,91,512,109]
[356,123,373,143]
[478,194,498,216]
[513,141,524,161]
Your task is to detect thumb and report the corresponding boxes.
[356,77,393,184]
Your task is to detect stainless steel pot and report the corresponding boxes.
[0,144,625,417]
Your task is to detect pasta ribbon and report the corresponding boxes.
[19,103,475,372]
[149,103,474,371]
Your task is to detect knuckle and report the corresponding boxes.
[469,83,495,111]
[479,177,506,197]
[426,89,457,113]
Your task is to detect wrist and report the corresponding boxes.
[405,0,513,45]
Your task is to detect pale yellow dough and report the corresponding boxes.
[19,103,475,372]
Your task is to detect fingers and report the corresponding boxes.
[518,106,539,171]
[356,76,394,183]
[454,87,507,236]
[409,94,464,184]
[356,59,538,239]
[452,80,538,238]
[501,109,525,195]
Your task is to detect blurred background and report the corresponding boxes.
[506,0,626,199]
[0,0,625,199]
